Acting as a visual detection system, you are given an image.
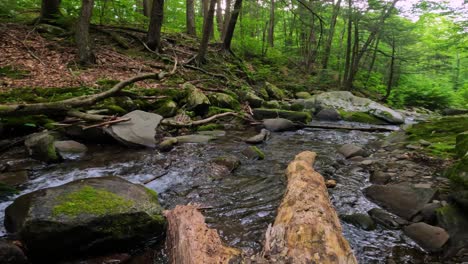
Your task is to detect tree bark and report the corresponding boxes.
[41,0,61,20]
[143,0,152,17]
[76,0,96,65]
[383,35,396,101]
[343,0,352,88]
[267,0,275,47]
[221,0,231,40]
[321,0,342,70]
[164,205,241,264]
[186,0,196,36]
[146,0,165,51]
[216,0,224,36]
[196,0,216,64]
[222,0,242,51]
[258,151,358,263]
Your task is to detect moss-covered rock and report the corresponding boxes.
[197,123,223,131]
[243,91,264,108]
[24,131,60,162]
[208,93,240,110]
[207,106,232,116]
[1,115,56,136]
[262,100,280,109]
[253,108,312,123]
[295,91,312,99]
[338,111,389,125]
[455,131,468,158]
[264,82,286,100]
[183,83,210,115]
[446,156,468,190]
[4,176,165,262]
[242,146,265,160]
[153,99,178,117]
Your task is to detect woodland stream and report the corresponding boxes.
[0,123,419,263]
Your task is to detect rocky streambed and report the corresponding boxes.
[2,119,465,263]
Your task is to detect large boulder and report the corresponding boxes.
[53,140,87,160]
[184,83,210,115]
[403,222,449,252]
[364,183,436,220]
[264,82,285,100]
[253,108,311,123]
[244,91,264,108]
[209,93,240,110]
[4,176,165,261]
[312,91,404,124]
[263,118,297,132]
[106,110,163,148]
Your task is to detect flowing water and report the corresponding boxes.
[0,124,418,263]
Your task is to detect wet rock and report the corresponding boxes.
[176,134,214,143]
[244,91,264,108]
[364,183,436,220]
[209,93,240,110]
[403,222,449,252]
[316,108,341,121]
[295,91,312,99]
[106,110,163,148]
[253,108,312,123]
[0,239,27,264]
[418,203,442,224]
[184,83,211,115]
[54,140,87,160]
[313,91,404,124]
[158,137,178,152]
[242,146,265,160]
[264,82,285,100]
[24,131,60,162]
[4,176,165,261]
[388,245,435,264]
[154,99,178,117]
[341,213,376,231]
[368,208,408,230]
[456,131,468,158]
[436,205,468,258]
[370,171,391,184]
[0,170,28,186]
[212,155,241,172]
[245,129,270,144]
[337,144,368,159]
[263,118,297,132]
[325,179,337,188]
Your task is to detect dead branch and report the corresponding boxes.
[67,110,110,122]
[82,117,131,130]
[0,72,168,117]
[143,170,170,184]
[161,112,238,127]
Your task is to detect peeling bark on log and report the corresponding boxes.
[164,205,241,264]
[258,151,357,264]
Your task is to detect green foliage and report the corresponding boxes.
[53,186,134,217]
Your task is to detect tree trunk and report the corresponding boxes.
[345,18,359,90]
[146,0,165,51]
[364,34,380,89]
[196,0,216,65]
[321,0,342,70]
[222,0,242,51]
[216,0,224,36]
[164,205,241,264]
[76,0,96,65]
[41,0,61,20]
[258,151,358,263]
[343,0,352,89]
[143,0,152,17]
[186,0,196,36]
[267,0,275,47]
[383,36,396,101]
[221,0,231,40]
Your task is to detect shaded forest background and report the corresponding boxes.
[1,0,467,111]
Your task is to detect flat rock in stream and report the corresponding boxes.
[403,223,449,252]
[364,183,436,220]
[263,118,297,132]
[106,110,163,147]
[338,144,368,159]
[4,176,165,261]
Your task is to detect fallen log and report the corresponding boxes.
[164,205,241,264]
[258,151,358,264]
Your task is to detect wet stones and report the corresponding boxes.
[24,131,60,162]
[368,208,408,230]
[337,144,368,159]
[341,213,376,231]
[54,140,87,160]
[242,146,265,160]
[316,108,342,121]
[4,176,166,262]
[212,155,241,172]
[403,223,449,252]
[245,129,270,144]
[364,183,436,220]
[263,118,297,132]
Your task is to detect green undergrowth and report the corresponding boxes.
[0,65,29,79]
[53,186,134,217]
[406,115,468,158]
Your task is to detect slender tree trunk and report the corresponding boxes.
[222,0,231,40]
[364,34,380,89]
[76,0,96,65]
[321,0,342,70]
[142,0,152,17]
[337,18,346,85]
[345,18,359,90]
[146,0,164,51]
[222,0,242,51]
[41,0,61,21]
[186,0,196,36]
[216,0,224,36]
[196,0,216,65]
[383,36,396,101]
[343,0,352,89]
[267,0,275,47]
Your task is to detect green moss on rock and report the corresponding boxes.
[197,123,223,131]
[338,110,388,125]
[53,186,134,217]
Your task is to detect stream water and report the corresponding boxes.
[0,124,418,263]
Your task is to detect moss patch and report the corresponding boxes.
[338,111,388,125]
[207,107,233,116]
[251,146,265,160]
[0,66,29,79]
[53,186,134,217]
[197,123,223,131]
